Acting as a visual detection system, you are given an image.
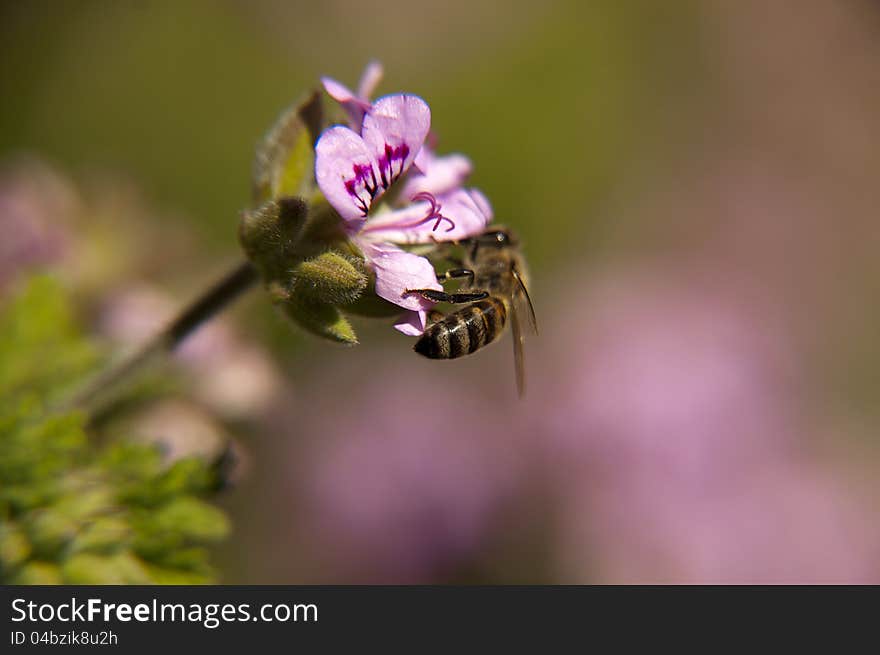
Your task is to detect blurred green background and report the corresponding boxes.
[0,0,696,269]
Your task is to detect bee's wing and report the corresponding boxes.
[511,266,538,336]
[510,265,536,398]
[511,298,526,398]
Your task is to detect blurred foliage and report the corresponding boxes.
[0,276,229,584]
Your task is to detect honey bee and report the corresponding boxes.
[407,227,537,396]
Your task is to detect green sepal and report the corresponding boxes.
[252,90,323,204]
[281,299,358,345]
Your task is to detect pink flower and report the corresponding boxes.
[400,146,474,201]
[316,94,431,227]
[321,60,384,132]
[316,75,492,334]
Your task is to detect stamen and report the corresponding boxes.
[360,191,457,235]
[410,192,456,232]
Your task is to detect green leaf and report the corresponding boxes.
[252,90,323,204]
[0,275,231,584]
[68,517,132,555]
[0,275,97,405]
[62,552,152,584]
[26,507,80,558]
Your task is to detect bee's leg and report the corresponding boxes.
[437,268,475,286]
[405,288,489,304]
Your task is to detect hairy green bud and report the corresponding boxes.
[239,197,309,279]
[290,251,368,307]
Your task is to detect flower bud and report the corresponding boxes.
[238,196,308,280]
[290,251,368,307]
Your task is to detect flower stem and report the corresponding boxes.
[69,259,259,416]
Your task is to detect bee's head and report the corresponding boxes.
[476,227,517,248]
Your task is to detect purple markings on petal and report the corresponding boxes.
[362,95,430,184]
[317,96,430,224]
[377,143,411,189]
[344,162,380,216]
[316,126,380,223]
[341,144,409,217]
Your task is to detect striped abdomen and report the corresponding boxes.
[414,297,508,359]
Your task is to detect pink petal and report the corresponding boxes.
[321,76,372,131]
[321,76,357,104]
[359,201,432,242]
[393,310,429,336]
[400,150,473,199]
[315,126,379,225]
[443,188,493,234]
[357,60,384,101]
[465,187,494,222]
[362,95,431,187]
[359,240,441,312]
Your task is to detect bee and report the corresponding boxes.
[407,227,537,396]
